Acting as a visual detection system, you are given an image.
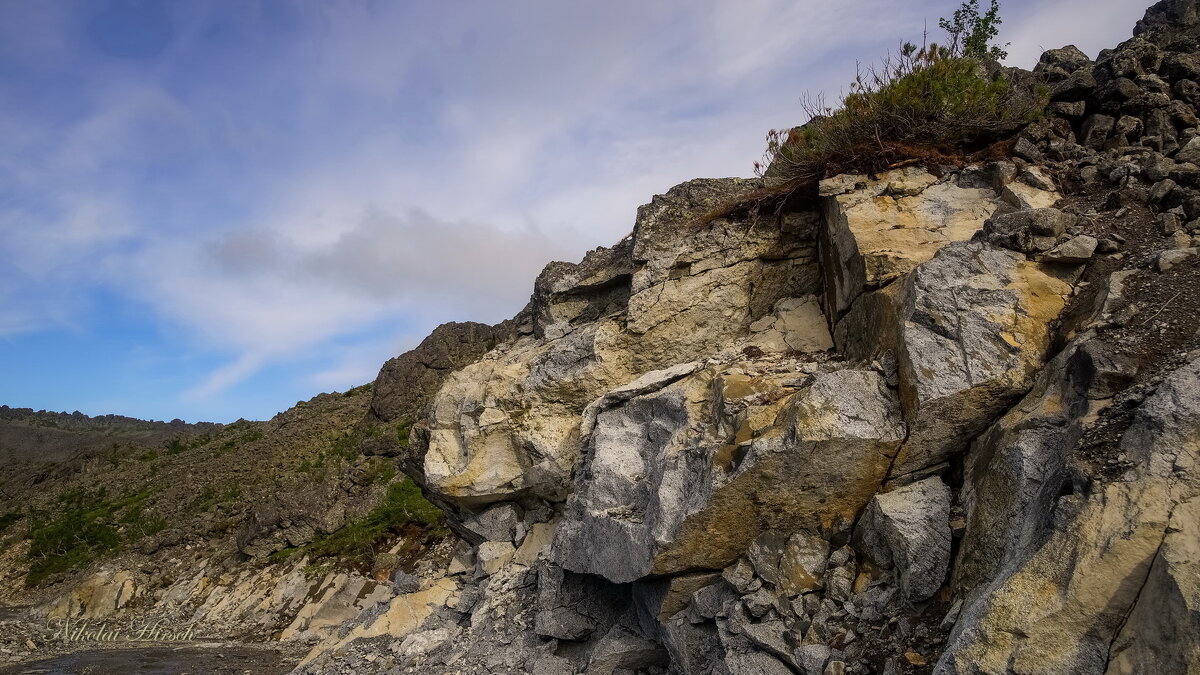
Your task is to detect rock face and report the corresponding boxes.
[940,356,1200,674]
[838,240,1073,480]
[415,177,828,509]
[327,132,1112,671]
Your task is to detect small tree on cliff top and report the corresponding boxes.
[753,0,1038,188]
[940,0,1009,60]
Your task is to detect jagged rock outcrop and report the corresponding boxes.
[940,354,1200,674]
[837,238,1074,481]
[414,177,827,509]
[323,145,1101,671]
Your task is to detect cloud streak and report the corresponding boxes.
[0,0,1146,420]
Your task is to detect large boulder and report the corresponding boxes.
[622,178,824,370]
[554,364,905,583]
[819,166,1010,319]
[855,476,953,603]
[836,240,1074,481]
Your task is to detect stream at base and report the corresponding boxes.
[0,644,299,675]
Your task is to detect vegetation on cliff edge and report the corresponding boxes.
[755,0,1044,189]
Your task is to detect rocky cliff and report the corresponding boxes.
[299,2,1200,673]
[5,2,1200,674]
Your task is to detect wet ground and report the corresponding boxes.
[0,644,299,675]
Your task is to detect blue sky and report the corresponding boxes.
[0,0,1145,423]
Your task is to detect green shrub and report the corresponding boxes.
[306,479,445,563]
[365,457,397,485]
[302,562,333,579]
[941,0,1008,59]
[756,1,1041,188]
[395,420,413,449]
[25,486,162,586]
[329,432,359,462]
[0,512,21,536]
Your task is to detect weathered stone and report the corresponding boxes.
[1105,496,1200,674]
[855,477,952,603]
[1051,66,1098,101]
[941,357,1200,674]
[794,644,833,674]
[467,544,511,581]
[418,178,825,509]
[1012,137,1043,162]
[1178,137,1200,165]
[820,166,1003,317]
[40,570,140,620]
[535,564,632,641]
[1150,178,1179,203]
[530,239,633,341]
[1049,100,1087,118]
[512,521,557,566]
[585,625,669,675]
[1081,114,1116,149]
[746,295,833,354]
[464,502,522,542]
[690,581,737,621]
[1136,0,1200,35]
[1000,180,1060,210]
[362,321,513,455]
[624,178,823,370]
[981,208,1075,253]
[633,571,723,623]
[303,578,457,664]
[1158,246,1199,270]
[1037,235,1099,263]
[778,532,831,596]
[837,241,1073,479]
[1036,45,1092,74]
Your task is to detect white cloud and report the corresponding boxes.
[2,0,1148,406]
[1003,0,1146,67]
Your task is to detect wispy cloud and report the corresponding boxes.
[0,0,1145,420]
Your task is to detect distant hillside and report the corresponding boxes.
[0,405,222,464]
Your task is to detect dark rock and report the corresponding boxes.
[1162,52,1200,83]
[362,321,512,456]
[1151,178,1179,203]
[981,208,1076,253]
[1175,78,1200,104]
[1107,77,1143,102]
[1036,46,1092,75]
[1143,152,1177,181]
[1049,100,1087,118]
[1013,137,1044,162]
[1081,114,1116,149]
[1167,99,1200,127]
[854,477,952,603]
[535,564,633,641]
[1052,67,1098,102]
[1136,0,1200,35]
